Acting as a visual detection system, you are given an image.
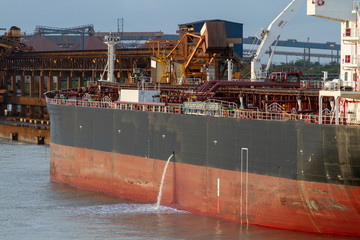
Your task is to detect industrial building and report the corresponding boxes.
[178,19,243,57]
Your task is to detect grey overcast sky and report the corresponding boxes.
[1,0,340,43]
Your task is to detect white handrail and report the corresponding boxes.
[46,98,360,126]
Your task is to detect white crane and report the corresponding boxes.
[251,0,306,81]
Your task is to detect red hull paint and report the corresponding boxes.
[50,143,360,237]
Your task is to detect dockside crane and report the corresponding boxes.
[251,0,306,81]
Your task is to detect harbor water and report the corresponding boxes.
[0,139,354,240]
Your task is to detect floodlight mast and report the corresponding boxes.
[102,33,120,83]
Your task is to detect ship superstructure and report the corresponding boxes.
[308,0,360,126]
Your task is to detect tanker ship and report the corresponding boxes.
[45,62,360,237]
[45,0,360,237]
[46,86,360,236]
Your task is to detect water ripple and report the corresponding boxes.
[68,203,188,217]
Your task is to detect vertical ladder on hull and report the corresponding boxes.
[240,148,249,229]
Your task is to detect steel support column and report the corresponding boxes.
[56,75,61,91]
[39,72,45,98]
[78,75,83,88]
[11,73,16,97]
[20,72,26,116]
[0,71,5,88]
[67,75,72,89]
[20,72,25,96]
[30,72,35,98]
[47,72,53,92]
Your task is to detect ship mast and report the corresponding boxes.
[101,33,120,82]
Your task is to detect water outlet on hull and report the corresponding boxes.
[37,136,45,145]
[10,132,18,141]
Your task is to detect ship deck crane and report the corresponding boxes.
[251,0,306,81]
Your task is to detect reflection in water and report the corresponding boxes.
[0,139,353,240]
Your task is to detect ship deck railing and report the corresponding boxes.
[46,98,360,126]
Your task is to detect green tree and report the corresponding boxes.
[270,59,340,74]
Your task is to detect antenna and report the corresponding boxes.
[117,18,124,33]
[117,18,124,47]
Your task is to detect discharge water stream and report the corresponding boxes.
[155,153,174,209]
